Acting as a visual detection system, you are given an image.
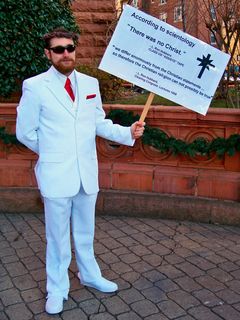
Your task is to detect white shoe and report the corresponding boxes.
[45,296,64,314]
[78,272,118,293]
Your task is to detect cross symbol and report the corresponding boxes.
[197,54,215,79]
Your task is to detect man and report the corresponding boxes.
[16,28,145,314]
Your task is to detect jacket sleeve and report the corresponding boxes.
[16,80,40,154]
[94,79,135,146]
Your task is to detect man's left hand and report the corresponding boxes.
[131,121,145,139]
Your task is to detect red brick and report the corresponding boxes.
[112,163,153,191]
[99,162,112,189]
[198,170,240,200]
[154,166,198,195]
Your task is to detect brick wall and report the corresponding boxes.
[72,0,116,65]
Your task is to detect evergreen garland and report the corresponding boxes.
[1,109,240,157]
[106,109,240,157]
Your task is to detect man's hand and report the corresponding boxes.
[130,121,145,139]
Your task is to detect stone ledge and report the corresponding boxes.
[0,187,239,226]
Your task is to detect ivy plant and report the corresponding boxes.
[0,0,79,97]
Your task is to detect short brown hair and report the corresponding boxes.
[43,27,79,48]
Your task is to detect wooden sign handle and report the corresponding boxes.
[139,92,155,122]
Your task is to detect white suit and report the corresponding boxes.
[16,66,134,298]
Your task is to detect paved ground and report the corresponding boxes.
[1,213,240,320]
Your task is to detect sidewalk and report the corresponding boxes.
[1,212,240,320]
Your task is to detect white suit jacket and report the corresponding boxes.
[16,66,134,198]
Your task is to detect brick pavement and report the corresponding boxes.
[0,212,240,320]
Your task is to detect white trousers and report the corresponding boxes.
[43,188,102,299]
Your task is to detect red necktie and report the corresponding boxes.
[64,78,75,101]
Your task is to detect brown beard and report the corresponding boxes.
[52,59,75,75]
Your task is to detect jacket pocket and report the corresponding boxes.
[39,152,64,163]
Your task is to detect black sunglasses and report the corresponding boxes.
[49,44,76,54]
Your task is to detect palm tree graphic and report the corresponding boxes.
[197,54,215,79]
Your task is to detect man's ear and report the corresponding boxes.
[44,49,51,60]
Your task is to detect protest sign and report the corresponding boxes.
[99,5,230,116]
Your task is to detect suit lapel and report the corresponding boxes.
[75,72,89,118]
[44,67,76,118]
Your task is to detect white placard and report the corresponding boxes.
[99,5,230,115]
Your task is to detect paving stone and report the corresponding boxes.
[131,299,159,317]
[148,243,172,256]
[99,252,120,264]
[21,255,44,271]
[16,247,35,258]
[131,260,154,273]
[176,261,205,277]
[141,286,167,303]
[5,261,28,277]
[13,274,37,290]
[158,300,186,319]
[129,244,152,256]
[70,288,94,303]
[204,253,227,265]
[1,254,19,264]
[30,268,46,281]
[133,277,153,290]
[117,311,142,320]
[21,287,45,302]
[119,253,141,264]
[168,289,200,309]
[61,308,88,320]
[176,316,197,320]
[28,298,45,314]
[90,313,115,320]
[158,264,184,279]
[0,275,13,291]
[118,287,145,304]
[174,276,202,292]
[193,288,223,307]
[142,253,163,267]
[186,255,215,271]
[118,236,139,247]
[29,240,45,253]
[102,295,130,315]
[207,267,233,282]
[143,270,166,283]
[79,298,104,315]
[116,278,132,290]
[94,242,109,255]
[121,271,141,283]
[218,261,239,272]
[164,253,185,265]
[0,264,7,277]
[226,279,240,294]
[195,275,226,292]
[188,305,223,320]
[156,278,179,293]
[5,303,33,320]
[111,261,133,274]
[216,288,240,304]
[131,233,156,246]
[0,311,8,320]
[231,268,240,280]
[112,246,131,256]
[11,239,28,250]
[107,229,127,238]
[213,304,240,320]
[145,314,168,320]
[0,288,23,306]
[0,247,16,258]
[218,249,240,262]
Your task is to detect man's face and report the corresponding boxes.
[45,37,76,75]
